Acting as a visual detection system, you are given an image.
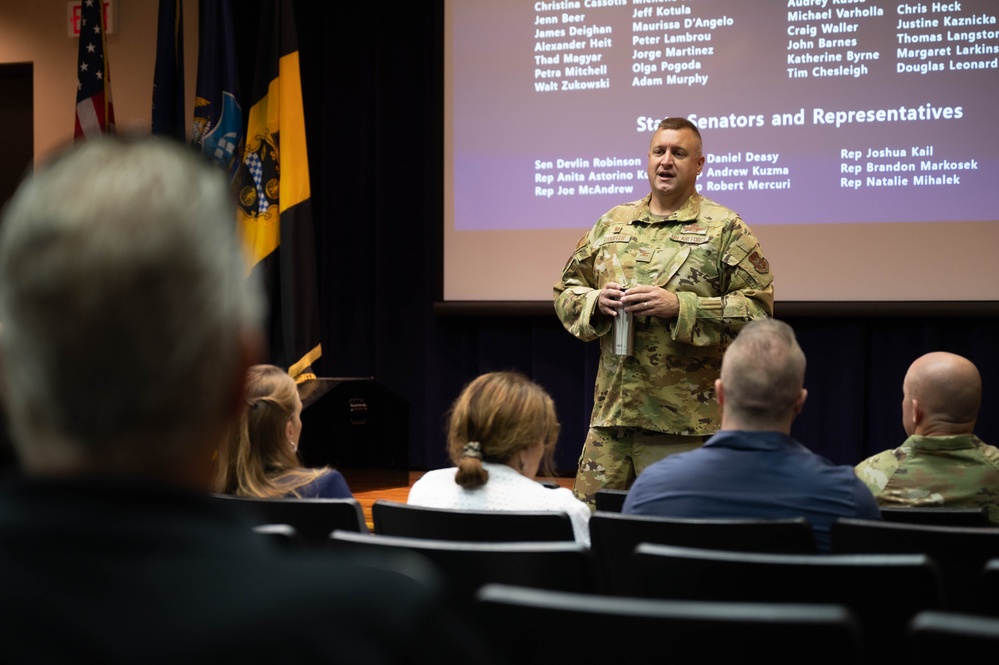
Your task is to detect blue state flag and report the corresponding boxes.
[192,0,242,181]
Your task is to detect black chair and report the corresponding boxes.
[907,610,999,662]
[328,531,593,602]
[831,517,999,612]
[588,511,816,594]
[213,494,369,543]
[371,499,575,542]
[631,542,942,663]
[880,506,991,527]
[594,488,628,512]
[474,583,866,665]
[969,557,999,617]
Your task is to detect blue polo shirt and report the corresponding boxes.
[623,430,881,552]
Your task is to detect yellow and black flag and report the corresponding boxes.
[234,0,321,384]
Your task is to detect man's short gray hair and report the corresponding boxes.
[0,135,264,468]
[720,319,806,424]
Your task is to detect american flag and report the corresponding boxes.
[75,0,116,139]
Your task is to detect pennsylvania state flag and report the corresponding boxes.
[235,0,321,384]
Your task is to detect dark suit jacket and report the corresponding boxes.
[0,474,491,664]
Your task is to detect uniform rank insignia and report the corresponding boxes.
[636,247,655,262]
[748,251,770,274]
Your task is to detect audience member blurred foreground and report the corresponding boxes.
[0,135,494,664]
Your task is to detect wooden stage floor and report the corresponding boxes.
[345,469,574,530]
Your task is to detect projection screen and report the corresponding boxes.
[442,0,999,309]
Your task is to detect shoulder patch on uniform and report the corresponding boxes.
[748,251,769,274]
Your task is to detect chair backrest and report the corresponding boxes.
[907,610,999,663]
[831,517,999,612]
[594,488,628,513]
[473,583,865,665]
[977,558,999,617]
[371,500,575,542]
[213,494,369,542]
[880,506,991,527]
[588,511,816,594]
[632,542,943,662]
[328,531,593,601]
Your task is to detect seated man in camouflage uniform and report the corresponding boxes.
[855,351,999,523]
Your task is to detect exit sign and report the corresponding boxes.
[68,0,116,38]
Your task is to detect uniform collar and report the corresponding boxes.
[904,433,982,450]
[633,192,702,226]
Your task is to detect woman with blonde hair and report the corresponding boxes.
[218,364,352,499]
[407,371,591,545]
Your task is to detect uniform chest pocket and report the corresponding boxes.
[595,234,636,266]
[653,246,691,286]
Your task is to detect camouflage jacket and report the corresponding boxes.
[553,193,774,435]
[854,434,999,524]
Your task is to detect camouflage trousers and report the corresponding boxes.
[572,426,708,509]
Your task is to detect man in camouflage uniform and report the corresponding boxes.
[855,351,999,523]
[554,117,774,508]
